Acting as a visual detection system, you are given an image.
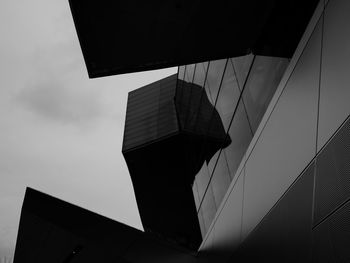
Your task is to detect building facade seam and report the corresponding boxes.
[198,0,325,250]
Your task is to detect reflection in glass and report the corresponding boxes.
[207,150,220,177]
[198,208,206,238]
[179,64,197,130]
[185,62,209,133]
[211,150,231,208]
[185,64,196,83]
[205,59,227,104]
[231,54,254,88]
[200,182,217,232]
[184,54,290,239]
[222,150,233,181]
[193,99,214,137]
[176,66,186,117]
[215,60,241,131]
[225,101,253,180]
[178,65,186,82]
[193,62,209,87]
[195,161,211,207]
[243,56,289,133]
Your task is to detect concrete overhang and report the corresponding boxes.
[68,0,319,78]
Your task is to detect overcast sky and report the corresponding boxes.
[0,0,176,260]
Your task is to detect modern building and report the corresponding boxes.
[14,0,350,261]
[122,74,230,249]
[14,188,198,263]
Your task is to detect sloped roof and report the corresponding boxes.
[14,188,197,263]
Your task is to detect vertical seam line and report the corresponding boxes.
[231,57,254,136]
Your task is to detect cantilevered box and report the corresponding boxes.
[122,74,230,249]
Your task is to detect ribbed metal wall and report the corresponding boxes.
[229,114,350,262]
[122,74,178,152]
[314,118,350,225]
[312,201,350,262]
[233,162,314,263]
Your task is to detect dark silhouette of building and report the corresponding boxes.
[122,74,230,249]
[14,0,350,262]
[14,188,198,263]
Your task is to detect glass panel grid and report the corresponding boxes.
[205,59,227,104]
[191,54,289,238]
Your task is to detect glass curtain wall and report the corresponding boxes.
[179,55,289,236]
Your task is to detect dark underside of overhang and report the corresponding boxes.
[68,0,319,78]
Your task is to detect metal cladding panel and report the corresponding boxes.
[68,0,319,77]
[242,18,321,240]
[123,74,178,152]
[206,170,244,263]
[314,116,350,225]
[312,200,350,262]
[276,162,314,263]
[232,162,314,263]
[318,0,350,151]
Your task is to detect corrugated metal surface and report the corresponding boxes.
[314,116,350,225]
[123,74,178,152]
[232,161,314,262]
[312,200,350,262]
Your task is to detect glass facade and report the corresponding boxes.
[205,59,227,104]
[243,56,290,133]
[180,54,289,237]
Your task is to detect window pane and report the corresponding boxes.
[185,64,196,83]
[211,150,231,208]
[198,207,206,238]
[243,56,289,133]
[205,59,227,104]
[207,150,220,177]
[177,64,197,130]
[193,62,209,87]
[178,65,186,81]
[222,150,233,181]
[231,54,254,88]
[190,88,214,136]
[200,182,217,232]
[192,181,200,210]
[195,161,211,205]
[176,66,186,121]
[225,101,253,180]
[182,63,207,131]
[215,59,241,131]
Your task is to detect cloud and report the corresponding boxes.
[16,77,103,126]
[10,14,104,128]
